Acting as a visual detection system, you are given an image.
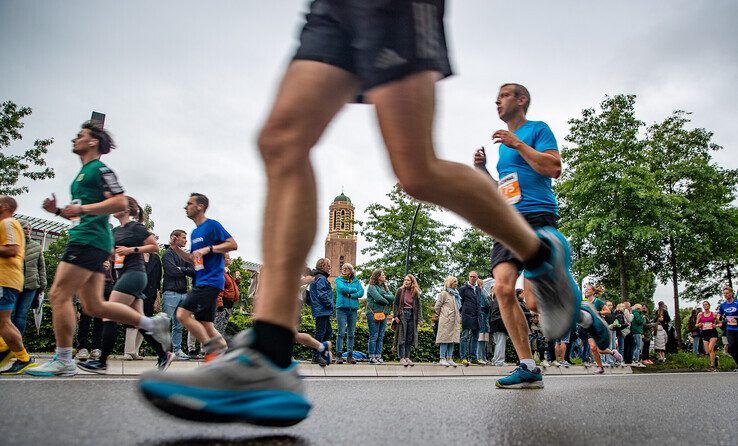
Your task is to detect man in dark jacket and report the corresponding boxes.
[458,271,481,365]
[308,258,333,365]
[161,229,195,360]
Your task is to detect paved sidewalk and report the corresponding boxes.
[30,354,632,376]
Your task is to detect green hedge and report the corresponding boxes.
[24,304,519,362]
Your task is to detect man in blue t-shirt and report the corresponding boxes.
[171,193,237,359]
[474,83,607,388]
[718,286,738,369]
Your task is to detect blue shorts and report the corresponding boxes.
[294,0,453,91]
[555,332,570,344]
[0,287,20,311]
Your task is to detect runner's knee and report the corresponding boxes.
[494,281,516,305]
[257,125,311,173]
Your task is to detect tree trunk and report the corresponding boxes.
[727,264,733,290]
[617,244,627,301]
[669,237,682,341]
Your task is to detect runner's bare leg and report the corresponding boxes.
[255,61,360,329]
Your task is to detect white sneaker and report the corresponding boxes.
[553,360,561,367]
[26,356,77,376]
[439,359,449,366]
[75,348,89,361]
[90,349,101,360]
[447,359,458,367]
[400,358,408,366]
[147,313,172,352]
[560,361,571,368]
[478,359,488,365]
[541,360,551,368]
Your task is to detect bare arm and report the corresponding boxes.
[472,148,499,187]
[115,234,159,256]
[0,244,20,258]
[492,130,561,178]
[190,237,238,263]
[56,193,128,219]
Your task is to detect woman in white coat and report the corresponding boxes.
[434,276,461,366]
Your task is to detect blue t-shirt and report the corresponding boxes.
[496,120,559,215]
[718,300,738,331]
[190,219,232,290]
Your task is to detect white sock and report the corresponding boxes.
[520,358,537,370]
[56,347,73,362]
[317,343,325,352]
[138,315,154,332]
[578,310,593,328]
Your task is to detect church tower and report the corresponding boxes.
[325,191,357,282]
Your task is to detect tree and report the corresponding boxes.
[357,184,455,294]
[556,95,663,301]
[142,203,156,232]
[43,231,70,288]
[646,110,738,339]
[449,227,494,279]
[1,101,54,195]
[228,256,254,311]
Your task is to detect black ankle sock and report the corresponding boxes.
[139,329,165,359]
[100,321,118,364]
[523,239,552,272]
[251,321,294,368]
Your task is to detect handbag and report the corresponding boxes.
[367,301,386,321]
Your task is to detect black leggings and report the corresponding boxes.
[77,312,102,351]
[99,321,166,363]
[727,331,738,366]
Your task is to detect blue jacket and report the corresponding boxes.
[335,275,364,310]
[478,287,491,334]
[458,282,481,330]
[309,270,334,318]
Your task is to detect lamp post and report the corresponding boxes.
[404,203,422,277]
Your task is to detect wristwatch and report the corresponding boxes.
[134,247,139,253]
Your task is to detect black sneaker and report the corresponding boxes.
[77,359,107,374]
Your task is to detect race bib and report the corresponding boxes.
[499,172,522,205]
[727,316,737,326]
[703,322,714,330]
[114,254,125,269]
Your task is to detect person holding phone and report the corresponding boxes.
[697,300,719,371]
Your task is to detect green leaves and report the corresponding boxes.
[1,101,55,195]
[357,184,455,294]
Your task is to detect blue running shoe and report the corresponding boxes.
[580,301,611,351]
[495,363,544,389]
[138,330,311,427]
[319,341,332,367]
[524,227,581,340]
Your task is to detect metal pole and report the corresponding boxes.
[404,204,422,277]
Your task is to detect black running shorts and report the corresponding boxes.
[490,212,559,274]
[61,243,111,273]
[293,0,453,91]
[180,285,221,323]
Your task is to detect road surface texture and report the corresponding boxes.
[1,373,735,445]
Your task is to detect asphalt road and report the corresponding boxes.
[1,373,736,446]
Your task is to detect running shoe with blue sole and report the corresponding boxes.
[524,227,581,341]
[495,363,544,389]
[580,301,611,351]
[138,330,311,427]
[26,355,77,376]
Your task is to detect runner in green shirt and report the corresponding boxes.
[28,121,171,377]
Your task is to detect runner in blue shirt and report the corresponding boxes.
[718,286,738,370]
[169,193,237,361]
[474,83,609,388]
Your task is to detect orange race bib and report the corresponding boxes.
[114,253,125,269]
[499,172,522,205]
[194,255,204,271]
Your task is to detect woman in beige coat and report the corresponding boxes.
[435,276,461,367]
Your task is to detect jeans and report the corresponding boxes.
[632,334,643,363]
[367,314,387,357]
[398,309,415,359]
[162,291,187,352]
[492,332,507,364]
[692,334,700,355]
[336,308,358,355]
[313,315,333,361]
[10,289,37,336]
[617,334,625,355]
[477,341,488,361]
[460,328,479,361]
[439,343,454,359]
[601,329,617,364]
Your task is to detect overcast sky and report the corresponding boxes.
[2,1,737,313]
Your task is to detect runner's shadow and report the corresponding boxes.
[142,435,310,446]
